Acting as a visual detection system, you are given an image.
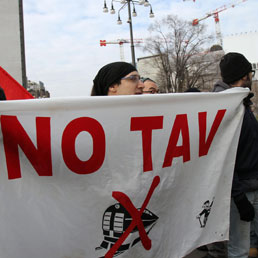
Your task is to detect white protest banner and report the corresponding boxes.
[0,88,248,258]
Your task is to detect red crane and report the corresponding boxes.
[100,39,144,61]
[192,0,248,46]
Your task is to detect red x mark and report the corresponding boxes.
[105,176,160,258]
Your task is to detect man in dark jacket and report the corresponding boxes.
[207,52,258,258]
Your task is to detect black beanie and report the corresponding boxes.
[92,62,137,96]
[220,52,252,84]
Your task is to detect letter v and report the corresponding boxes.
[199,109,226,157]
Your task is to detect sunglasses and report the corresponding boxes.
[121,75,141,82]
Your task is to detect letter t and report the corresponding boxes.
[131,116,163,172]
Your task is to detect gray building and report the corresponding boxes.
[0,0,27,88]
[27,80,50,98]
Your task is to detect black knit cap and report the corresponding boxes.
[220,52,252,84]
[92,62,137,96]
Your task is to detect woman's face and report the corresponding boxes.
[108,71,144,95]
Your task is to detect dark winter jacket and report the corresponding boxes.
[213,81,258,198]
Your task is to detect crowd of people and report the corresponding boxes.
[90,52,258,258]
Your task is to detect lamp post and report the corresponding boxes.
[103,0,154,67]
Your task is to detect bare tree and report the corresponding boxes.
[143,15,217,93]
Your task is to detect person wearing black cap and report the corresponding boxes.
[91,62,144,96]
[214,52,254,92]
[206,52,258,258]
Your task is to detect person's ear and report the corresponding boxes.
[242,75,248,81]
[108,84,118,95]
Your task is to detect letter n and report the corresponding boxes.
[199,109,226,157]
[163,114,190,168]
[1,116,52,180]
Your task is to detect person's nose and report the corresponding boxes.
[137,80,144,89]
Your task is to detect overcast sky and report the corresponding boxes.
[23,0,258,97]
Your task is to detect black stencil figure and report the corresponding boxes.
[197,197,215,228]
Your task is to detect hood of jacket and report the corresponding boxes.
[213,80,230,92]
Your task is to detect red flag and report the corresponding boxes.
[0,67,34,100]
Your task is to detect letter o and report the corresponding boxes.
[62,117,105,174]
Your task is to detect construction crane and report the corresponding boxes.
[192,0,248,47]
[100,39,144,61]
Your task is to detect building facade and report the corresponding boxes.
[0,0,27,88]
[27,80,50,98]
[137,49,224,92]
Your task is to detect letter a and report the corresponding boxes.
[163,114,190,168]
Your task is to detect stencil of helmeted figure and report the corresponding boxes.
[197,197,215,228]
